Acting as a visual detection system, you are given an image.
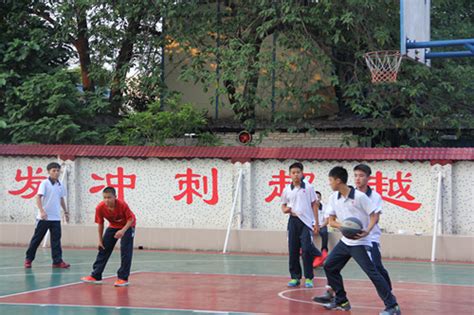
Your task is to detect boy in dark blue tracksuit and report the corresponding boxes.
[281,162,322,288]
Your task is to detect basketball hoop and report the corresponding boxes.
[364,50,403,83]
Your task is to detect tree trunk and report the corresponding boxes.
[72,4,94,92]
[239,38,262,125]
[332,47,353,114]
[109,17,141,115]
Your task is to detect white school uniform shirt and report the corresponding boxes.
[361,186,383,244]
[326,186,379,247]
[37,178,67,221]
[281,180,318,230]
[318,203,327,227]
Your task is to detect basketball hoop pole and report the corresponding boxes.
[431,171,443,262]
[223,168,244,254]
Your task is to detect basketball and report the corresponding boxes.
[340,217,363,239]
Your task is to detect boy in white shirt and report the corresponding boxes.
[314,166,400,315]
[25,162,70,269]
[354,164,392,290]
[281,162,322,288]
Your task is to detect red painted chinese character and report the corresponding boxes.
[174,168,219,205]
[265,170,316,203]
[8,166,47,199]
[89,167,136,200]
[369,171,421,211]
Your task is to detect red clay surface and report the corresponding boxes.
[0,272,472,314]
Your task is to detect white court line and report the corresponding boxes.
[278,286,472,309]
[382,261,474,268]
[0,259,286,270]
[0,261,472,288]
[0,257,472,270]
[0,270,436,292]
[0,271,141,299]
[277,287,381,310]
[0,269,442,293]
[0,302,254,314]
[111,269,474,289]
[0,272,114,278]
[2,247,473,269]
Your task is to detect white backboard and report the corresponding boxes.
[400,0,431,66]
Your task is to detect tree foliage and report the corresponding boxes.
[106,94,220,146]
[0,0,472,146]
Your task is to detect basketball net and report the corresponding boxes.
[364,50,403,83]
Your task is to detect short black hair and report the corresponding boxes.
[47,162,61,171]
[329,166,348,184]
[315,191,322,196]
[354,164,372,176]
[289,162,304,171]
[103,187,116,195]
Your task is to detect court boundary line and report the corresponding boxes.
[1,245,473,265]
[278,286,474,312]
[0,258,287,270]
[0,256,472,273]
[0,272,115,278]
[0,271,141,299]
[115,270,474,288]
[1,268,472,291]
[0,302,253,314]
[277,287,381,310]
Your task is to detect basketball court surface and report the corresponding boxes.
[0,247,473,314]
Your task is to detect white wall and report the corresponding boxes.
[250,160,435,234]
[452,162,474,234]
[1,156,472,235]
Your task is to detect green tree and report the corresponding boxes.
[1,0,472,146]
[338,0,474,146]
[7,69,112,144]
[106,94,220,146]
[168,0,473,146]
[0,1,113,144]
[1,1,69,142]
[168,0,333,129]
[27,0,165,115]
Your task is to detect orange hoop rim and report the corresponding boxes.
[364,50,403,84]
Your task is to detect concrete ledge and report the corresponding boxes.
[1,223,472,262]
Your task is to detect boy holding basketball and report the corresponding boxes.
[81,187,136,287]
[281,162,322,288]
[314,166,400,315]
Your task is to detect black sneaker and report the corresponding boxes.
[379,305,401,315]
[323,300,351,311]
[312,290,335,304]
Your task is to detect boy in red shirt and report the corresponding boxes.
[81,187,136,287]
